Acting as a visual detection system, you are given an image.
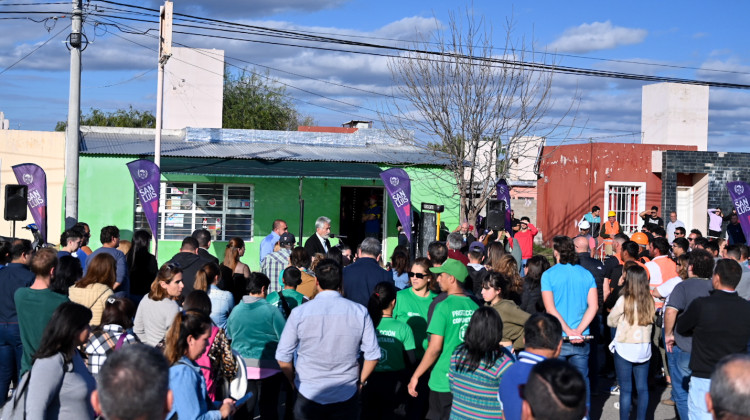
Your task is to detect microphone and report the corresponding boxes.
[328,234,348,239]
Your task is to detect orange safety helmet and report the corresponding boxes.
[631,232,649,246]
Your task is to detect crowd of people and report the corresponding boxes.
[0,208,748,420]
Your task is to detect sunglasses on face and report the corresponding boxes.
[408,272,426,279]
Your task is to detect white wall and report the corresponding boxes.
[642,83,708,151]
[163,48,224,129]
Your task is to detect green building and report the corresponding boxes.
[77,126,458,269]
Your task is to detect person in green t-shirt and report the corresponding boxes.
[266,267,308,318]
[407,258,479,420]
[362,281,416,420]
[394,258,437,358]
[15,248,70,375]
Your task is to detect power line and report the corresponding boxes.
[0,22,69,76]
[85,7,750,91]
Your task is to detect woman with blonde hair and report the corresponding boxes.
[220,237,250,304]
[69,253,115,326]
[133,263,184,346]
[607,263,655,420]
[195,262,234,329]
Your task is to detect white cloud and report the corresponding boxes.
[547,21,647,54]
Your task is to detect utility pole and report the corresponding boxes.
[64,0,83,227]
[154,1,172,168]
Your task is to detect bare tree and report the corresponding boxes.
[383,10,576,226]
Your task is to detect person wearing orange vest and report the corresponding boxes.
[600,211,623,256]
[644,236,678,394]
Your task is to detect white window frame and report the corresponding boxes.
[135,182,254,241]
[603,181,646,235]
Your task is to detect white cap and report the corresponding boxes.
[578,220,591,229]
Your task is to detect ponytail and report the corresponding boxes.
[163,310,212,365]
[367,281,398,328]
[194,262,220,292]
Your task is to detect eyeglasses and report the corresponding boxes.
[166,262,181,270]
[408,272,426,279]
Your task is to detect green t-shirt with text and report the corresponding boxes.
[426,294,478,392]
[393,288,436,358]
[375,317,416,372]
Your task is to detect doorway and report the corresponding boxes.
[340,187,384,250]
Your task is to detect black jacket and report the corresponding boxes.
[676,290,750,378]
[167,252,212,295]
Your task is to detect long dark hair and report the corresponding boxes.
[482,272,511,300]
[164,310,212,365]
[525,255,551,288]
[127,230,152,270]
[390,251,409,276]
[454,306,504,373]
[367,281,398,328]
[34,302,92,364]
[194,262,220,292]
[52,255,82,295]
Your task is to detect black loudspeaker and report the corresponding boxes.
[4,185,28,221]
[486,199,506,231]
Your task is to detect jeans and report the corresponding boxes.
[688,377,712,420]
[667,346,691,420]
[559,342,590,410]
[613,351,649,420]
[294,392,359,420]
[239,373,283,420]
[0,323,23,402]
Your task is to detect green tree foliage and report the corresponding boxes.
[222,69,313,131]
[55,106,155,131]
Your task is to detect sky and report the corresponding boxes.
[2,0,750,152]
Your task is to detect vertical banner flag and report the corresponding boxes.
[127,159,161,238]
[12,163,47,243]
[727,181,750,246]
[380,168,413,242]
[496,179,512,233]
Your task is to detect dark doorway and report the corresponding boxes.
[340,187,384,250]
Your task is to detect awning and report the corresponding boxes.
[160,157,384,179]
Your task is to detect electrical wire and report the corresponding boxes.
[0,22,69,76]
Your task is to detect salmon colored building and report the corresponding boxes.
[536,142,697,244]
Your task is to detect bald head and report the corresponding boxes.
[573,236,590,253]
[709,354,750,419]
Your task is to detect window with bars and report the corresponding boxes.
[604,182,646,234]
[135,182,254,241]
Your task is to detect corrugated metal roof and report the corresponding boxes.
[79,126,449,166]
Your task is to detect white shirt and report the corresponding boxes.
[666,220,685,243]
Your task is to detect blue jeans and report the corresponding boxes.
[559,342,590,410]
[0,323,23,402]
[667,346,691,420]
[613,351,649,420]
[688,377,712,420]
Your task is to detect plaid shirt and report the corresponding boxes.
[85,324,140,374]
[261,248,292,293]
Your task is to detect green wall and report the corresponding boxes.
[77,155,459,270]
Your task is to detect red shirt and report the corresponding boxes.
[447,249,469,265]
[514,224,538,259]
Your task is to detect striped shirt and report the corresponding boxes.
[449,347,515,419]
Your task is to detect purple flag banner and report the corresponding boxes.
[727,181,750,246]
[127,159,161,238]
[12,163,47,243]
[380,168,413,242]
[496,179,512,233]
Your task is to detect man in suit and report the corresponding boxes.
[342,237,392,307]
[304,216,331,257]
[192,228,219,265]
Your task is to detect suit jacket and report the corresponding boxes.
[304,235,330,258]
[197,247,219,265]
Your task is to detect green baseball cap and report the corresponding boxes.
[429,258,469,283]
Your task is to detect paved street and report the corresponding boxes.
[591,378,676,420]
